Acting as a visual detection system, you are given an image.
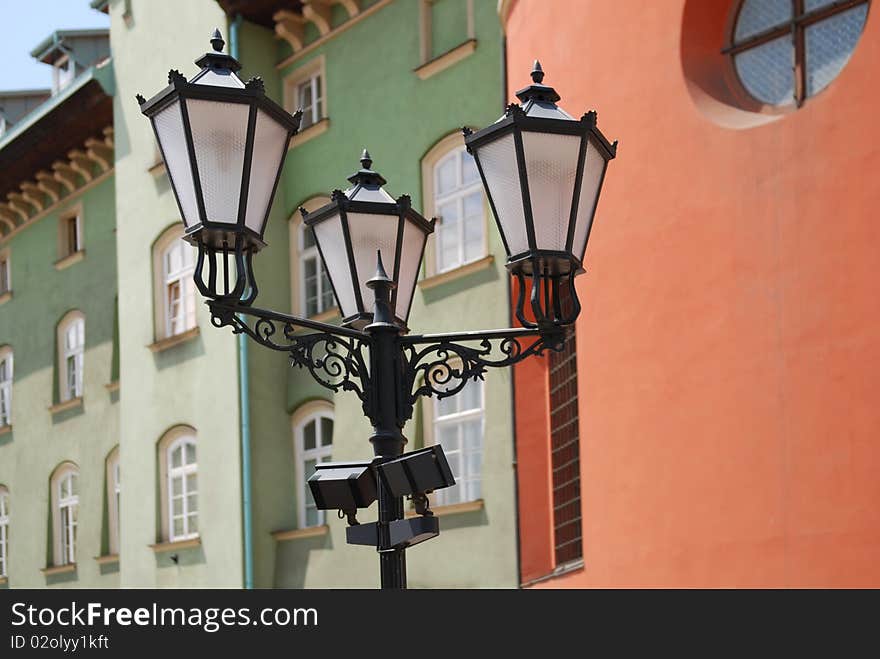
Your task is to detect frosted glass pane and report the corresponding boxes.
[396,219,426,323]
[346,212,399,316]
[734,0,792,41]
[475,134,528,255]
[153,101,200,227]
[245,109,289,234]
[572,140,607,262]
[191,68,246,88]
[312,212,358,318]
[804,0,837,11]
[805,5,868,97]
[187,99,248,225]
[523,131,580,252]
[734,35,795,106]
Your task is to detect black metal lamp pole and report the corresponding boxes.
[138,32,616,590]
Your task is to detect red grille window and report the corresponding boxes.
[549,287,582,565]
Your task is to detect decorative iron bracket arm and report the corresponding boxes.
[209,301,373,408]
[397,327,565,424]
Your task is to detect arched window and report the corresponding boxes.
[0,346,12,427]
[0,485,8,577]
[421,133,487,277]
[153,225,197,340]
[57,311,84,402]
[106,447,120,556]
[159,429,198,543]
[291,198,335,318]
[430,374,484,506]
[726,0,870,107]
[292,401,334,528]
[51,464,79,566]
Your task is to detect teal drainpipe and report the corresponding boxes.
[230,13,254,591]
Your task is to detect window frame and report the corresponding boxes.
[289,197,338,319]
[0,347,12,428]
[292,401,334,529]
[419,0,476,65]
[420,131,490,279]
[157,426,199,544]
[723,0,871,108]
[57,311,85,403]
[166,435,198,543]
[426,365,485,507]
[106,447,121,556]
[0,248,10,296]
[0,485,8,578]
[152,225,198,341]
[283,56,327,132]
[58,206,83,259]
[51,464,79,567]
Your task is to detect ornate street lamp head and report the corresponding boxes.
[301,150,435,331]
[137,29,302,305]
[464,61,617,329]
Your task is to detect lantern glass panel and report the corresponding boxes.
[311,212,358,317]
[476,133,528,255]
[191,68,246,88]
[571,138,608,262]
[346,212,399,315]
[522,131,581,252]
[188,99,249,225]
[396,218,427,322]
[153,100,200,227]
[245,109,289,234]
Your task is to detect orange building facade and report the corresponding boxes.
[504,0,880,587]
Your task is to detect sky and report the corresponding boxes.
[0,0,109,91]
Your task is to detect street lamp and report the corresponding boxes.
[139,34,615,589]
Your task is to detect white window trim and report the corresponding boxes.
[0,485,8,578]
[283,55,327,131]
[427,368,484,507]
[292,401,334,529]
[157,426,199,543]
[153,225,198,341]
[421,132,489,278]
[51,464,79,567]
[106,447,120,556]
[0,347,12,428]
[57,311,85,403]
[289,198,338,319]
[58,205,83,259]
[166,436,198,543]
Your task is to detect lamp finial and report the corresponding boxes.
[531,60,544,84]
[211,28,225,52]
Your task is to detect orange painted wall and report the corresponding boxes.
[507,0,880,587]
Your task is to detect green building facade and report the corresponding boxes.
[0,0,518,589]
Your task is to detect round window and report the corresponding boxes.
[727,0,869,107]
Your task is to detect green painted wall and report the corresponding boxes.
[108,0,243,587]
[0,175,119,588]
[241,0,517,588]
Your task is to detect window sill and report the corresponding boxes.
[520,558,585,588]
[406,498,484,518]
[272,525,329,542]
[0,290,11,305]
[54,250,86,271]
[289,117,330,150]
[0,424,11,436]
[104,380,120,393]
[308,307,339,323]
[419,255,494,291]
[150,537,201,553]
[95,554,119,565]
[148,160,166,176]
[0,576,6,585]
[48,397,83,415]
[148,326,200,353]
[41,563,76,576]
[414,39,477,81]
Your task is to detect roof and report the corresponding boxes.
[30,28,110,64]
[0,89,51,100]
[0,60,114,203]
[89,0,110,12]
[216,0,302,29]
